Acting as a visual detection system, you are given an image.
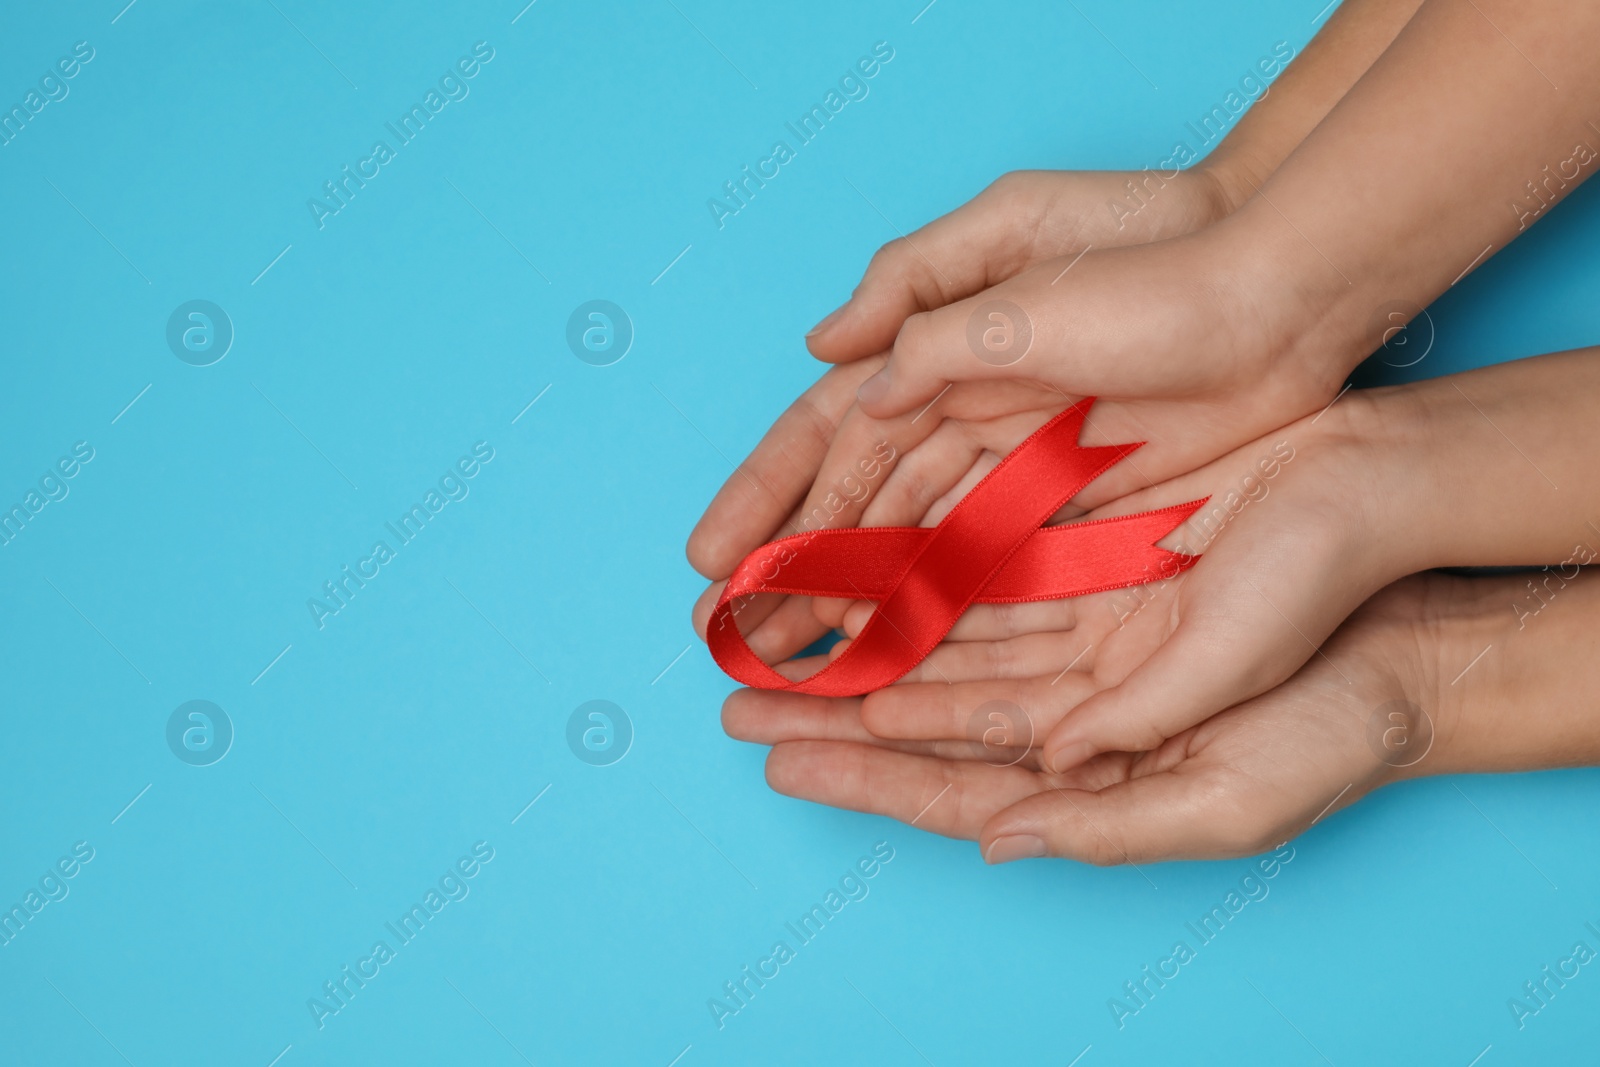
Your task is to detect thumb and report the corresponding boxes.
[853,254,1082,419]
[808,175,1061,365]
[1042,564,1362,773]
[979,769,1276,865]
[1042,611,1276,773]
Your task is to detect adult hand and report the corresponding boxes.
[721,572,1471,864]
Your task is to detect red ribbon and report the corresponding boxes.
[709,398,1205,697]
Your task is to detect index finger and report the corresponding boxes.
[763,740,1040,840]
[687,356,883,579]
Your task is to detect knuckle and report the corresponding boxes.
[867,238,911,275]
[1077,830,1126,868]
[1044,801,1129,867]
[981,171,1051,228]
[788,395,836,455]
[1113,719,1170,755]
[991,601,1022,637]
[984,170,1029,200]
[890,460,935,512]
[984,639,1015,678]
[892,310,938,363]
[858,693,901,738]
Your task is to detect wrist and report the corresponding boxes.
[1067,167,1238,249]
[1397,571,1600,778]
[1322,385,1454,577]
[1223,390,1434,668]
[1181,205,1372,405]
[1209,196,1418,396]
[1335,572,1534,786]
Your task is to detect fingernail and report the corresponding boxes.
[807,304,847,338]
[1048,740,1093,774]
[856,370,891,406]
[986,835,1047,865]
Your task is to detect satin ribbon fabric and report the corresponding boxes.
[709,398,1204,697]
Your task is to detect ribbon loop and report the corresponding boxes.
[710,399,1203,697]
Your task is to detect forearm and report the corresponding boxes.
[1222,0,1600,383]
[1358,347,1600,574]
[1064,0,1426,245]
[1200,0,1427,208]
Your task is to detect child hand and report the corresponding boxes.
[817,346,1600,774]
[800,390,1390,767]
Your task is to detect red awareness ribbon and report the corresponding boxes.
[709,398,1206,697]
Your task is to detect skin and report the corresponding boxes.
[693,0,1600,857]
[774,347,1600,781]
[687,0,1600,670]
[801,0,1428,365]
[687,0,1426,659]
[723,566,1600,865]
[846,0,1600,420]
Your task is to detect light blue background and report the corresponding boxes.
[3,1,1598,1064]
